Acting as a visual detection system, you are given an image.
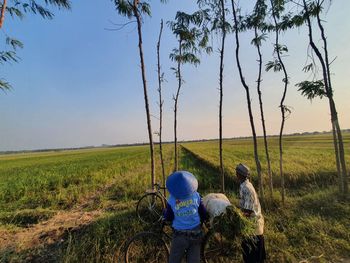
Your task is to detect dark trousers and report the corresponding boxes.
[169,231,202,263]
[241,235,266,263]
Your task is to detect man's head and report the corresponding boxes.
[235,163,250,182]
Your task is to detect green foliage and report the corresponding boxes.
[168,9,212,67]
[270,0,286,19]
[5,6,24,19]
[265,43,288,73]
[0,79,12,91]
[0,36,23,90]
[198,0,232,34]
[6,37,24,50]
[302,62,314,73]
[113,0,133,18]
[1,0,70,91]
[296,80,328,100]
[274,43,288,54]
[113,0,155,18]
[43,0,70,9]
[0,51,19,64]
[265,59,282,72]
[251,33,267,47]
[245,0,268,30]
[4,0,71,20]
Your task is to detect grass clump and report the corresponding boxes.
[212,205,255,241]
[0,209,56,227]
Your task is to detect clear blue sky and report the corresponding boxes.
[0,0,349,151]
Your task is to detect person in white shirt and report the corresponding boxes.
[236,163,266,263]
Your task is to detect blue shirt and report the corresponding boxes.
[165,192,206,230]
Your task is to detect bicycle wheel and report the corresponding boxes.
[136,193,165,224]
[125,231,169,263]
[201,230,231,263]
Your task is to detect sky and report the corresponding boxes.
[0,0,349,151]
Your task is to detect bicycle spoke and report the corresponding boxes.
[137,193,164,224]
[125,232,169,263]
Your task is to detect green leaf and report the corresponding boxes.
[44,0,71,9]
[114,0,133,18]
[0,51,19,64]
[251,33,267,47]
[302,63,314,73]
[296,80,328,100]
[274,44,288,54]
[0,79,12,91]
[265,60,282,72]
[5,6,24,19]
[6,37,24,51]
[29,0,54,19]
[139,2,151,16]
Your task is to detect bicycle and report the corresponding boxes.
[123,220,233,263]
[136,182,167,225]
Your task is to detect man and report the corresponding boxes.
[236,163,266,263]
[163,171,207,263]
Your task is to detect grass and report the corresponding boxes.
[182,133,350,189]
[0,146,163,225]
[0,133,349,262]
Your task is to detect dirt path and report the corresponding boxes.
[0,209,102,252]
[0,183,113,254]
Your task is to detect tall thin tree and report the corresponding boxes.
[218,0,227,193]
[266,0,291,205]
[231,0,264,200]
[296,0,348,194]
[198,0,230,193]
[169,10,211,171]
[247,0,274,198]
[156,19,166,193]
[114,0,165,188]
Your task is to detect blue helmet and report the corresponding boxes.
[166,171,198,199]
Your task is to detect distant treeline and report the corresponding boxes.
[1,129,349,155]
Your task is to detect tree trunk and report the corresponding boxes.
[219,0,226,193]
[157,19,166,194]
[303,0,347,195]
[316,8,348,194]
[0,0,7,28]
[331,100,347,193]
[231,0,263,200]
[133,4,155,189]
[331,119,342,192]
[174,39,182,172]
[255,26,273,198]
[270,0,289,205]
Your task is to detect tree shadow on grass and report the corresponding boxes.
[179,146,237,194]
[296,188,350,221]
[0,208,156,263]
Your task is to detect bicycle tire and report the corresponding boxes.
[124,231,169,263]
[136,193,165,224]
[201,229,230,263]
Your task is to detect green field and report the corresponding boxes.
[0,133,349,262]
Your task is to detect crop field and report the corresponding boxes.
[0,133,349,262]
[182,133,350,189]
